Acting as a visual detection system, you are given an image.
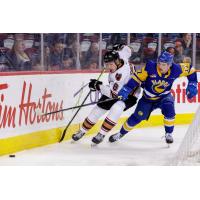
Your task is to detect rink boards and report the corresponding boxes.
[0,71,199,155]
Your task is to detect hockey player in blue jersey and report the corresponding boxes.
[109,51,198,144]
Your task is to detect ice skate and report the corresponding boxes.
[165,133,174,144]
[109,132,124,143]
[91,133,105,145]
[72,130,85,142]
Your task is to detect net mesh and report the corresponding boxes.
[172,105,200,165]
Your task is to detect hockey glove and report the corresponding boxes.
[118,85,132,101]
[89,79,103,91]
[112,44,124,51]
[186,82,198,99]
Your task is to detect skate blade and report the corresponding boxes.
[166,142,174,148]
[107,140,119,144]
[166,143,170,148]
[161,136,171,148]
[70,140,77,144]
[91,142,98,147]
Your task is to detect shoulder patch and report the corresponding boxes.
[179,63,192,77]
[115,73,122,81]
[134,65,148,82]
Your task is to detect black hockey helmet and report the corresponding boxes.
[103,50,119,63]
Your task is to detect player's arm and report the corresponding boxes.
[88,71,129,98]
[100,68,132,98]
[179,63,198,99]
[118,65,148,100]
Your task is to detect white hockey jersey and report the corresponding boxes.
[99,60,133,98]
[99,45,141,99]
[117,45,132,62]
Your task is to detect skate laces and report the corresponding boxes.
[76,130,85,137]
[165,133,172,138]
[113,132,121,140]
[161,133,172,140]
[95,133,104,140]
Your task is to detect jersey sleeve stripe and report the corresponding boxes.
[131,74,142,84]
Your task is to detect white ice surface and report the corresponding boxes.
[0,125,188,166]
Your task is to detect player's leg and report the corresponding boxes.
[160,94,175,144]
[72,105,107,141]
[72,95,117,141]
[109,97,153,142]
[92,101,125,144]
[92,96,138,144]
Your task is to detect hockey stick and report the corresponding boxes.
[59,68,106,142]
[73,82,89,97]
[39,97,118,116]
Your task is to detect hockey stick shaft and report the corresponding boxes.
[73,83,89,97]
[59,68,106,142]
[43,97,117,116]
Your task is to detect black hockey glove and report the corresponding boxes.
[89,79,102,91]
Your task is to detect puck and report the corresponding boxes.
[9,154,15,158]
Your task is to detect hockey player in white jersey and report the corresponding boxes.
[112,43,132,63]
[72,47,141,145]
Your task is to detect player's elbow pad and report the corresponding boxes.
[126,78,139,89]
[118,85,132,101]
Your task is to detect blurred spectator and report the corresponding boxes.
[0,48,13,71]
[64,45,75,61]
[143,37,158,62]
[166,47,175,56]
[24,34,42,70]
[0,34,8,47]
[183,56,191,64]
[196,34,200,68]
[174,41,184,63]
[49,41,65,70]
[166,46,191,64]
[14,33,24,40]
[44,46,50,69]
[62,55,74,70]
[49,39,83,70]
[0,57,9,71]
[44,33,77,49]
[70,41,85,68]
[84,42,99,69]
[162,40,175,52]
[6,39,32,71]
[66,34,77,46]
[162,33,182,41]
[129,38,143,64]
[0,33,199,71]
[182,33,192,57]
[85,58,98,70]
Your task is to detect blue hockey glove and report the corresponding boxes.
[186,82,198,99]
[118,85,132,101]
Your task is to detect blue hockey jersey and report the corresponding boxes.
[127,61,197,101]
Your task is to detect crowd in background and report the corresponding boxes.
[0,33,199,72]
